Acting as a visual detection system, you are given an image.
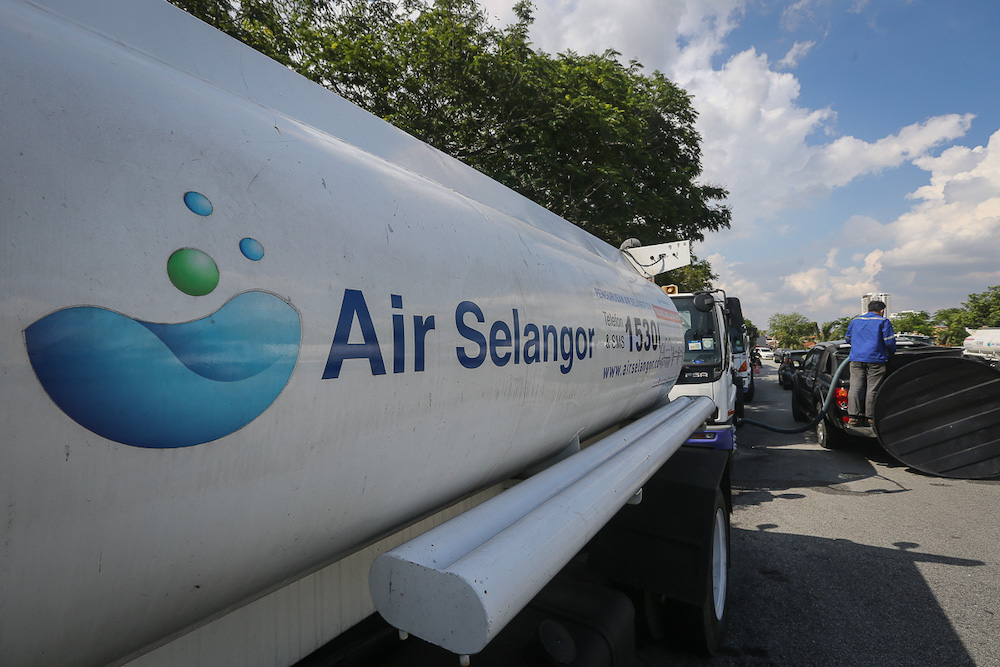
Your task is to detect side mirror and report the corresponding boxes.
[693,292,715,312]
[725,297,745,327]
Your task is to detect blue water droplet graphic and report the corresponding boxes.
[184,191,213,216]
[24,292,301,448]
[240,237,264,261]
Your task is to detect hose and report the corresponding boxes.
[738,357,851,433]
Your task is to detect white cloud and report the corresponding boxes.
[839,215,892,248]
[485,0,975,245]
[686,60,973,228]
[807,114,975,189]
[777,248,884,317]
[779,0,819,31]
[704,250,777,323]
[879,129,1000,279]
[479,0,744,73]
[778,40,815,69]
[675,47,836,223]
[478,0,995,324]
[758,130,1000,320]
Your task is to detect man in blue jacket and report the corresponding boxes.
[845,300,896,426]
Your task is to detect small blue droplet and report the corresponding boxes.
[184,191,213,216]
[240,237,264,261]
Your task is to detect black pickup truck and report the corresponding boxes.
[789,339,963,448]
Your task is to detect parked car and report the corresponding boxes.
[755,346,774,360]
[790,340,963,448]
[777,350,806,389]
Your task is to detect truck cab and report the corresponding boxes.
[668,291,744,450]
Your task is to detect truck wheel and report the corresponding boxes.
[815,402,846,449]
[791,391,808,422]
[744,376,755,403]
[643,488,730,654]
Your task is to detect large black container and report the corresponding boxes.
[874,356,1000,479]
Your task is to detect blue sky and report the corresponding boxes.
[480,0,1000,330]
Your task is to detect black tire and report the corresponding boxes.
[791,390,809,422]
[815,401,847,449]
[643,489,730,655]
[744,376,755,403]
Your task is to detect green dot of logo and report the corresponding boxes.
[167,248,219,296]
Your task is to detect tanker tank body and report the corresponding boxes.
[0,1,725,665]
[964,328,1000,368]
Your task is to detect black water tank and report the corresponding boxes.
[874,357,1000,479]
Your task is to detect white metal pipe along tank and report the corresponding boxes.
[2,0,696,664]
[369,394,715,656]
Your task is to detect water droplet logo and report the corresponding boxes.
[184,190,214,216]
[24,192,301,448]
[168,248,219,296]
[240,237,264,261]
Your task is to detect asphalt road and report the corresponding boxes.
[642,360,1000,666]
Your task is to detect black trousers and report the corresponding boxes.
[848,361,887,418]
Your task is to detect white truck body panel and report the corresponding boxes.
[964,328,1000,363]
[667,294,738,422]
[621,240,692,278]
[0,1,695,664]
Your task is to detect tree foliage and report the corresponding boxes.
[167,0,730,249]
[168,0,324,67]
[890,310,935,336]
[932,308,970,346]
[928,286,1000,346]
[767,312,817,349]
[763,284,999,349]
[817,316,851,342]
[960,285,1000,328]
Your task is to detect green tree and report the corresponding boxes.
[890,310,935,337]
[961,285,1000,328]
[768,312,816,348]
[168,0,730,248]
[819,316,852,342]
[743,319,759,346]
[933,308,969,346]
[817,321,835,342]
[168,0,325,67]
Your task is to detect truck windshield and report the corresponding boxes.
[673,297,723,366]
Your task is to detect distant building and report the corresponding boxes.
[862,292,892,316]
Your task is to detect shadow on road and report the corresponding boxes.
[638,361,991,666]
[641,527,983,667]
[718,528,982,666]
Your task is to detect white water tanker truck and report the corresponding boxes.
[964,328,1000,368]
[1,1,738,665]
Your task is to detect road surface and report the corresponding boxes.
[642,360,1000,666]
